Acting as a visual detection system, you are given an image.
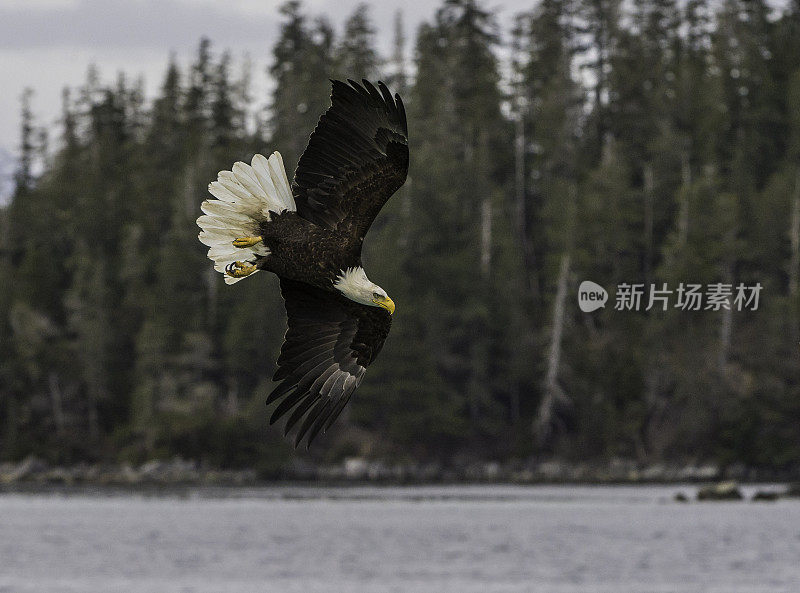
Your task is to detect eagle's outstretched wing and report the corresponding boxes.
[268,278,392,447]
[292,79,409,240]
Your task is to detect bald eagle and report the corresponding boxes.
[197,80,408,447]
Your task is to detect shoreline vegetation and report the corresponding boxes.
[2,456,800,493]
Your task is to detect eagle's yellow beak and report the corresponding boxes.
[373,295,395,315]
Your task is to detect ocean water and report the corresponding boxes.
[0,484,798,593]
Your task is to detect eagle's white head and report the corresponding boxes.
[334,267,395,314]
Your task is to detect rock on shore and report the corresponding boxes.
[696,481,743,501]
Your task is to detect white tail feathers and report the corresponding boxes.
[197,152,295,284]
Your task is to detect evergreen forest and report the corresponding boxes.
[2,0,800,475]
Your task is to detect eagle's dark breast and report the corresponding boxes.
[256,212,362,290]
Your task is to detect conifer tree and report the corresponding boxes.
[269,1,335,169]
[336,5,380,80]
[387,11,408,95]
[405,0,517,444]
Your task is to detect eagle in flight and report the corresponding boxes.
[197,80,408,447]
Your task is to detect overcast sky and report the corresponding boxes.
[0,0,534,190]
[0,0,790,201]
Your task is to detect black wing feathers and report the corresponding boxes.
[269,279,391,447]
[292,79,409,239]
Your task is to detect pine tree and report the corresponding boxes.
[268,1,335,169]
[511,0,583,444]
[336,5,380,80]
[15,88,35,194]
[387,11,408,94]
[578,0,622,165]
[402,0,517,448]
[186,37,213,142]
[210,52,237,150]
[64,240,113,440]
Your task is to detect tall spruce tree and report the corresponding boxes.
[511,0,582,443]
[269,1,335,170]
[336,5,380,80]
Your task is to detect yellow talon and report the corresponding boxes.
[225,261,257,278]
[233,236,263,248]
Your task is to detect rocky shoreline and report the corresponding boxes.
[2,455,800,489]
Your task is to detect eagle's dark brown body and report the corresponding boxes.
[257,212,363,291]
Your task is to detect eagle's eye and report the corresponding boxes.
[372,292,381,299]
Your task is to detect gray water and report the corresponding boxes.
[1,485,798,593]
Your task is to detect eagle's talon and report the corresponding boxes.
[233,236,263,248]
[225,261,257,278]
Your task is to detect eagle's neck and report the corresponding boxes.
[333,266,370,300]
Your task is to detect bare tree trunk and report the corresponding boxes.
[184,163,196,220]
[643,163,654,287]
[478,128,492,279]
[678,150,691,247]
[718,264,734,372]
[5,395,18,455]
[514,110,540,302]
[0,211,13,452]
[206,267,218,328]
[718,304,733,372]
[391,10,407,94]
[88,396,100,440]
[789,168,800,343]
[225,378,239,417]
[48,372,65,436]
[475,197,492,421]
[534,253,571,444]
[480,199,492,278]
[468,339,489,425]
[514,115,525,237]
[142,382,156,454]
[545,254,570,391]
[509,379,521,428]
[592,0,610,160]
[399,179,412,249]
[469,131,493,427]
[393,10,410,251]
[639,372,660,463]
